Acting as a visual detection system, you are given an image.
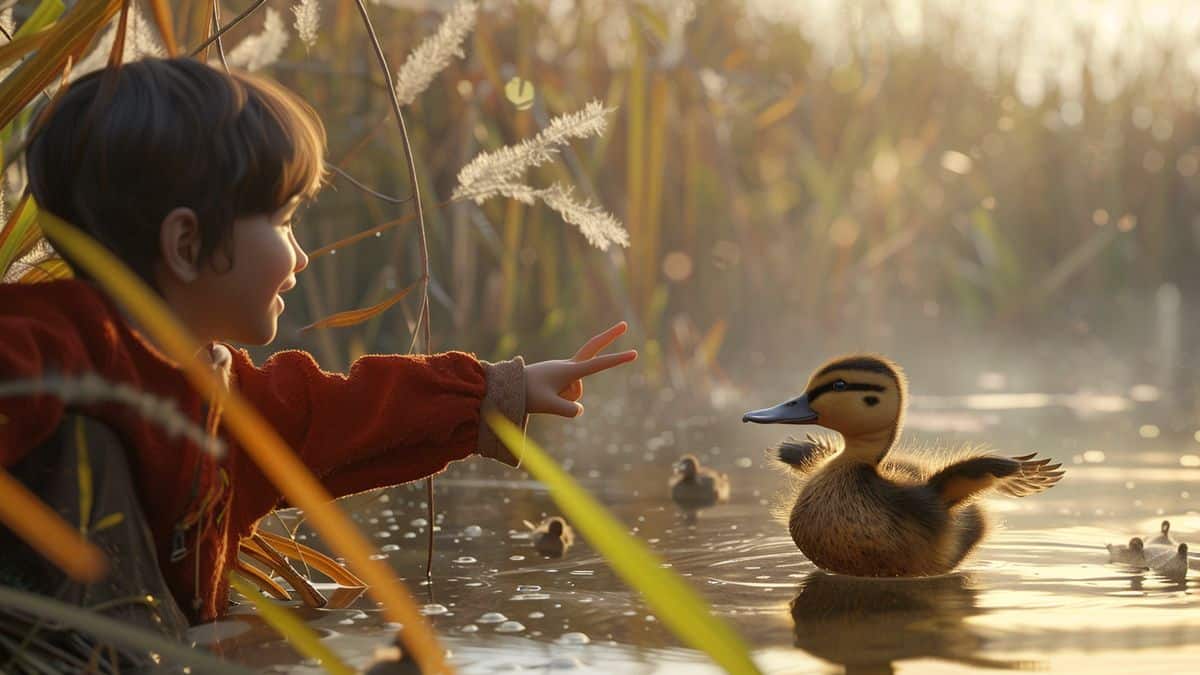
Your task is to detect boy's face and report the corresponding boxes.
[183,199,308,345]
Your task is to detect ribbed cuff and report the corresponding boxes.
[478,356,526,467]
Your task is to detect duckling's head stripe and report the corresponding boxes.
[807,381,886,404]
[816,356,898,379]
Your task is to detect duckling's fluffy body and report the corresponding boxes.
[528,516,574,557]
[1108,520,1189,578]
[781,438,994,576]
[744,354,1064,577]
[670,454,731,507]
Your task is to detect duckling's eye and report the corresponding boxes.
[833,380,847,392]
[863,395,880,406]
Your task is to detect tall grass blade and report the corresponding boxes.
[0,0,121,128]
[0,468,107,582]
[36,210,452,673]
[486,414,762,675]
[229,573,354,675]
[300,278,420,332]
[0,193,40,277]
[146,0,179,56]
[0,586,255,674]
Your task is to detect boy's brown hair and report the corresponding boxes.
[26,57,326,286]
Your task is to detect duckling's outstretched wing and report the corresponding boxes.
[774,434,839,475]
[926,453,1064,507]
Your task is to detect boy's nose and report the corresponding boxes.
[291,234,309,273]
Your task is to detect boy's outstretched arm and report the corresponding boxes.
[224,322,636,532]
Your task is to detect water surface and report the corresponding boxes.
[202,381,1200,673]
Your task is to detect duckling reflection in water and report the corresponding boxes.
[790,572,1035,674]
[744,354,1064,577]
[670,453,731,508]
[524,516,574,557]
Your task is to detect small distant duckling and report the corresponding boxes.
[524,516,574,557]
[362,639,420,675]
[670,454,731,508]
[1146,543,1189,578]
[1148,520,1173,546]
[1106,537,1146,566]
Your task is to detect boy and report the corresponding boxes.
[0,57,635,645]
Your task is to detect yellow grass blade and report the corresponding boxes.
[0,29,54,71]
[37,210,452,674]
[12,0,66,40]
[146,0,179,56]
[75,416,93,532]
[107,0,131,68]
[0,0,121,129]
[0,468,107,582]
[300,279,419,333]
[0,194,45,279]
[229,573,354,675]
[486,414,762,675]
[17,257,74,283]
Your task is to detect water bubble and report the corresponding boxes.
[403,532,417,539]
[463,525,483,537]
[478,612,508,624]
[460,624,479,633]
[569,570,594,576]
[557,632,590,645]
[453,556,478,565]
[528,611,545,618]
[509,555,526,561]
[1139,424,1161,439]
[369,553,388,560]
[411,518,429,527]
[1082,450,1106,463]
[495,621,525,633]
[547,656,582,669]
[420,604,448,616]
[375,232,382,238]
[517,585,542,592]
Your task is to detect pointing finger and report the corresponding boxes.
[569,350,638,379]
[573,322,628,361]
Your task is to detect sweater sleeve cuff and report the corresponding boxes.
[478,356,526,467]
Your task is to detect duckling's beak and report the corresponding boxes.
[742,394,818,424]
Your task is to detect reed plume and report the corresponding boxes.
[0,374,226,458]
[392,0,478,106]
[72,3,164,80]
[453,100,628,250]
[227,7,289,72]
[291,0,320,50]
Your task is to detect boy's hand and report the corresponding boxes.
[525,322,637,417]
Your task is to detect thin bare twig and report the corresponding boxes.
[329,164,413,204]
[188,0,267,57]
[350,0,436,586]
[210,0,229,72]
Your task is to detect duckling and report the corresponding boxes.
[670,454,731,507]
[1146,543,1189,578]
[743,354,1064,577]
[1106,537,1146,566]
[1148,520,1174,546]
[524,516,574,557]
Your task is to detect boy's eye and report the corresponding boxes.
[833,380,847,391]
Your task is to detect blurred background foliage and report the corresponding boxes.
[7,0,1200,404]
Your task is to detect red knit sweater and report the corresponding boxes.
[0,280,514,622]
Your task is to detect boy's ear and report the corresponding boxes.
[159,207,202,282]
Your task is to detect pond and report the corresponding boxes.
[199,374,1200,673]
